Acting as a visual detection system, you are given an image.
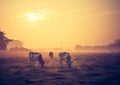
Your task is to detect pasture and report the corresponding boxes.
[0,51,120,85]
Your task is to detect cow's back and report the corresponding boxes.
[29,52,40,61]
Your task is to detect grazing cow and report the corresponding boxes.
[49,52,54,59]
[29,52,45,67]
[58,52,72,68]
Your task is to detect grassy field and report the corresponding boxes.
[0,51,120,85]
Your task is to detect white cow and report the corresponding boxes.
[58,52,72,68]
[29,52,45,67]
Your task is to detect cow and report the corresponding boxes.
[49,51,54,59]
[29,52,45,67]
[58,52,72,68]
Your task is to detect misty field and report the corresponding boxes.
[0,51,120,85]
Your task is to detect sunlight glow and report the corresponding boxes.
[0,0,119,49]
[27,13,36,21]
[25,12,45,22]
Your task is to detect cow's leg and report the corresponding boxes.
[30,60,32,64]
[38,55,45,68]
[59,57,63,66]
[29,57,32,64]
[67,62,71,68]
[30,60,34,64]
[51,55,53,59]
[66,55,72,68]
[40,61,45,68]
[30,58,34,64]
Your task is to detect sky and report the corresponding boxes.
[0,0,120,49]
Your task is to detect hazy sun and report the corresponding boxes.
[26,13,36,21]
[26,12,45,22]
[27,13,36,21]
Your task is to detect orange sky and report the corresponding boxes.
[0,0,120,49]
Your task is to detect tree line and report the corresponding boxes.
[0,31,12,50]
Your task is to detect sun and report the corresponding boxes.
[25,12,45,22]
[27,13,36,22]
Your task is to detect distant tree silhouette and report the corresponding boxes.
[75,39,120,52]
[9,47,30,52]
[75,44,82,50]
[114,39,120,46]
[7,40,23,49]
[108,39,120,48]
[0,31,12,50]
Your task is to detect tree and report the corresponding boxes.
[75,44,83,50]
[114,39,120,46]
[0,31,12,50]
[7,40,23,49]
